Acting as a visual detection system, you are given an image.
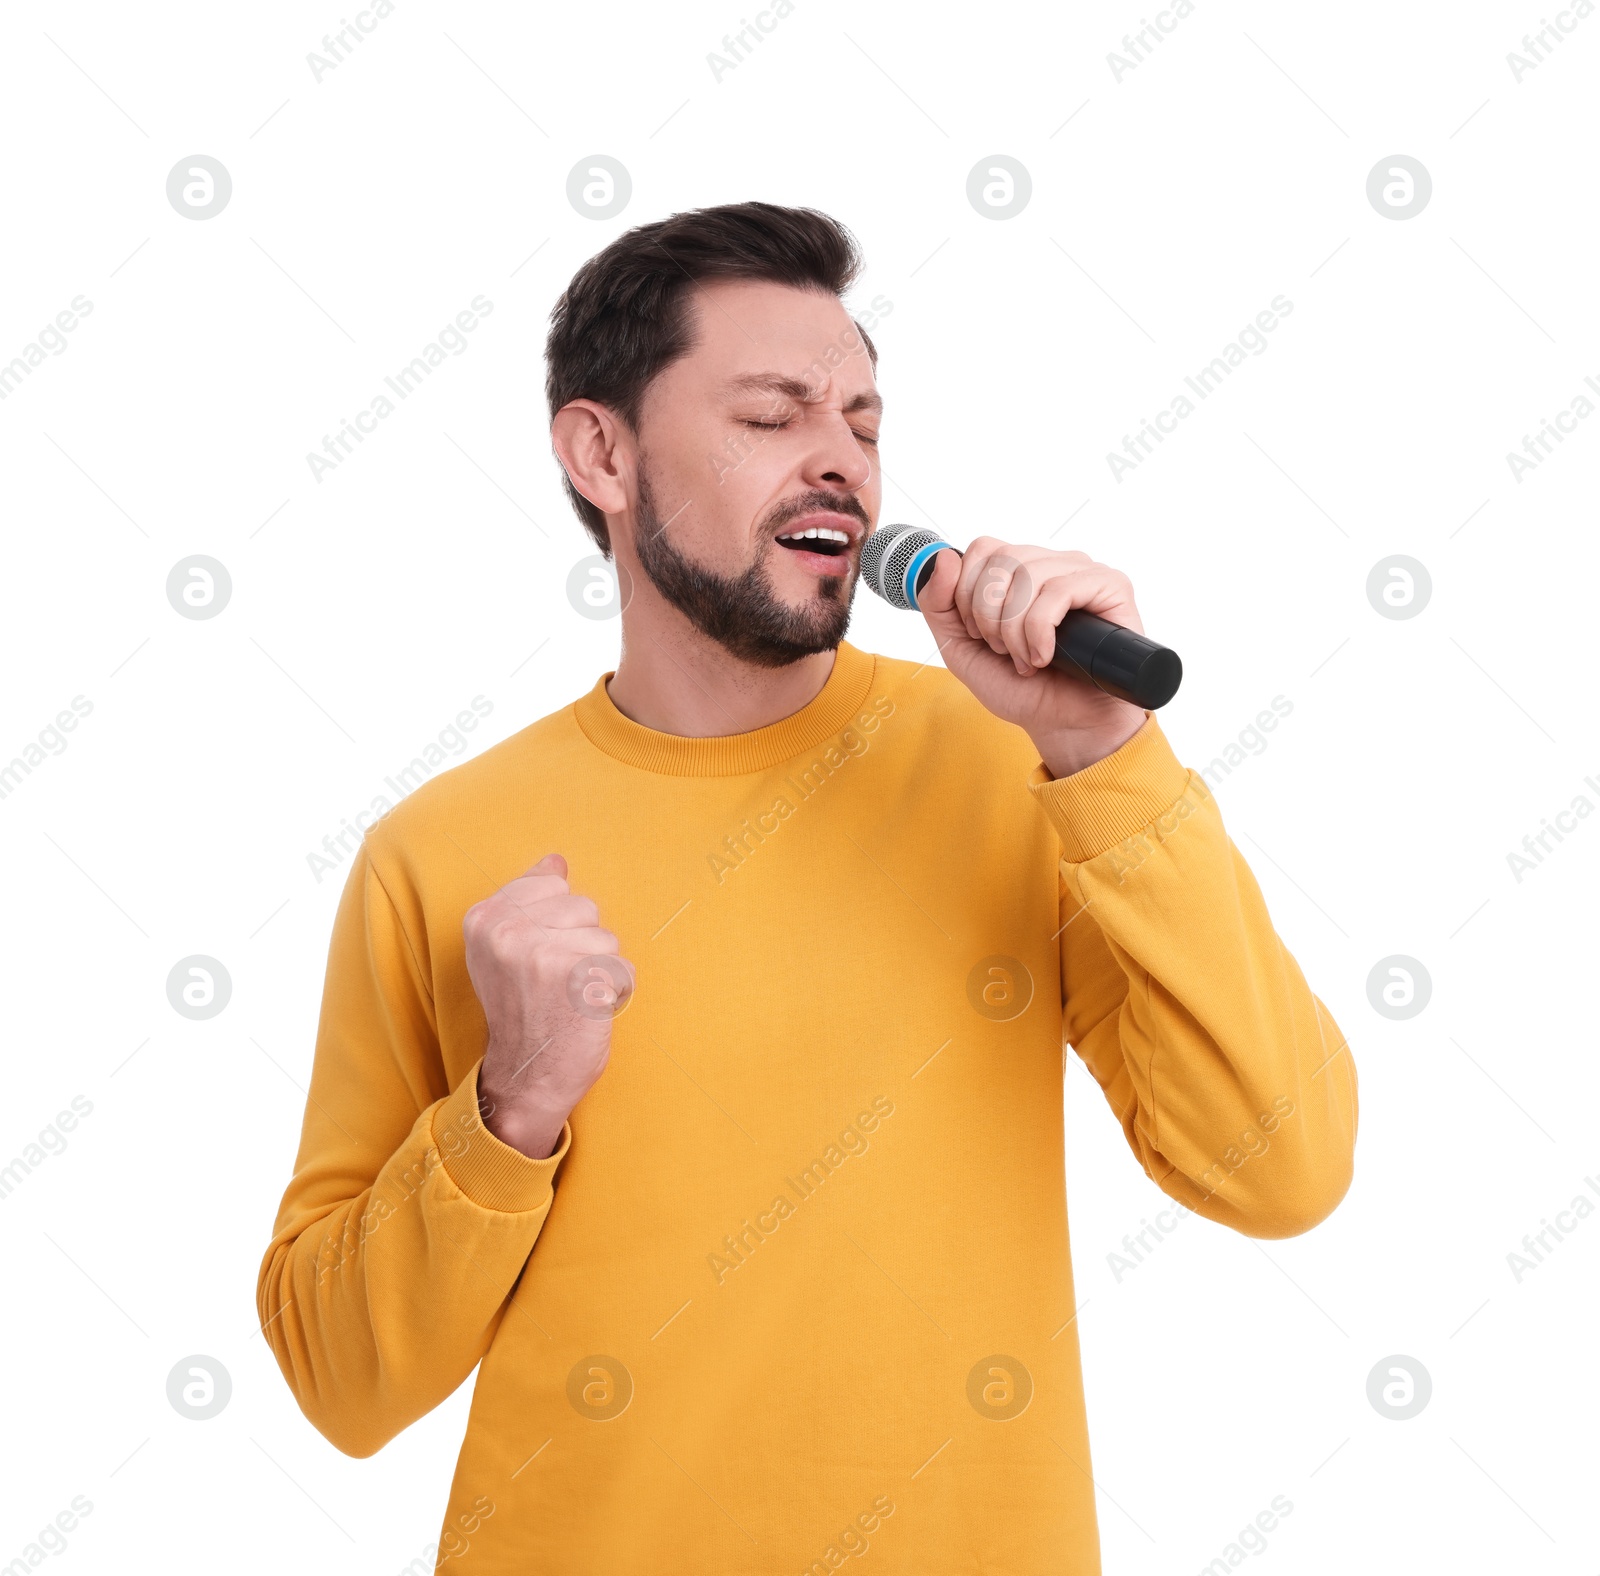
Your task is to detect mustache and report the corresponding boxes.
[759,490,871,536]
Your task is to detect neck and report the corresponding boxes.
[606,605,837,738]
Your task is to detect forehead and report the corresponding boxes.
[672,278,877,395]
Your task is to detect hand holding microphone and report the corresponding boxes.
[859,525,1182,777]
[861,525,1181,710]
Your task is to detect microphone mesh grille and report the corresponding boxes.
[859,527,893,600]
[862,526,940,610]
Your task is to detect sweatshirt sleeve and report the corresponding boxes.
[255,843,570,1457]
[1028,713,1357,1239]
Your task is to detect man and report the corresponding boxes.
[258,202,1357,1573]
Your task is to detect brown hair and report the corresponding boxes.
[545,201,877,553]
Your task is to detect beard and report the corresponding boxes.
[631,468,864,669]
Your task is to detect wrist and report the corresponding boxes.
[1030,706,1146,779]
[477,1081,569,1161]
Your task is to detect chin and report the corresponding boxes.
[744,599,855,668]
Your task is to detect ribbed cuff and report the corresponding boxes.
[1027,712,1194,863]
[432,1061,572,1214]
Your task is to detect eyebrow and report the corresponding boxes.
[721,373,883,416]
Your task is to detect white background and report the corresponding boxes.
[2,0,1596,1570]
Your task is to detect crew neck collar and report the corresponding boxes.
[572,641,877,777]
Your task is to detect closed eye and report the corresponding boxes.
[740,418,878,444]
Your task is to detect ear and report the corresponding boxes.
[552,399,633,517]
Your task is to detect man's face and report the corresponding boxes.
[624,279,883,666]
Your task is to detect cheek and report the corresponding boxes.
[643,441,741,554]
[709,467,797,560]
[725,438,798,508]
[861,446,883,497]
[683,495,764,570]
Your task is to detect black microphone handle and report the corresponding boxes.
[1050,610,1183,710]
[911,554,1183,710]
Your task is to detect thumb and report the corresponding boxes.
[916,548,967,646]
[524,852,569,880]
[914,547,962,615]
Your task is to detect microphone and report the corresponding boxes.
[859,524,1183,710]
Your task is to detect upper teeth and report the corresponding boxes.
[778,527,850,543]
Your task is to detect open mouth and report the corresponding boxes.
[774,526,852,558]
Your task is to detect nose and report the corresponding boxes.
[800,412,874,496]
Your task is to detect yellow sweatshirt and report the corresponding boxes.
[258,639,1356,1574]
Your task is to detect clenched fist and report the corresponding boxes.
[463,853,633,1160]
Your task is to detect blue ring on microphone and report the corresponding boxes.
[901,541,949,610]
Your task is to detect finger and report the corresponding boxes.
[498,872,571,912]
[1020,567,1144,669]
[549,925,622,959]
[471,873,575,951]
[1044,563,1143,635]
[952,538,1001,639]
[1021,579,1078,670]
[998,564,1045,674]
[505,853,571,900]
[524,893,602,931]
[950,540,987,643]
[980,548,1063,673]
[965,549,1026,660]
[564,953,636,1014]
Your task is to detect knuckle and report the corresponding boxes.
[465,902,505,948]
[528,928,563,962]
[488,924,526,964]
